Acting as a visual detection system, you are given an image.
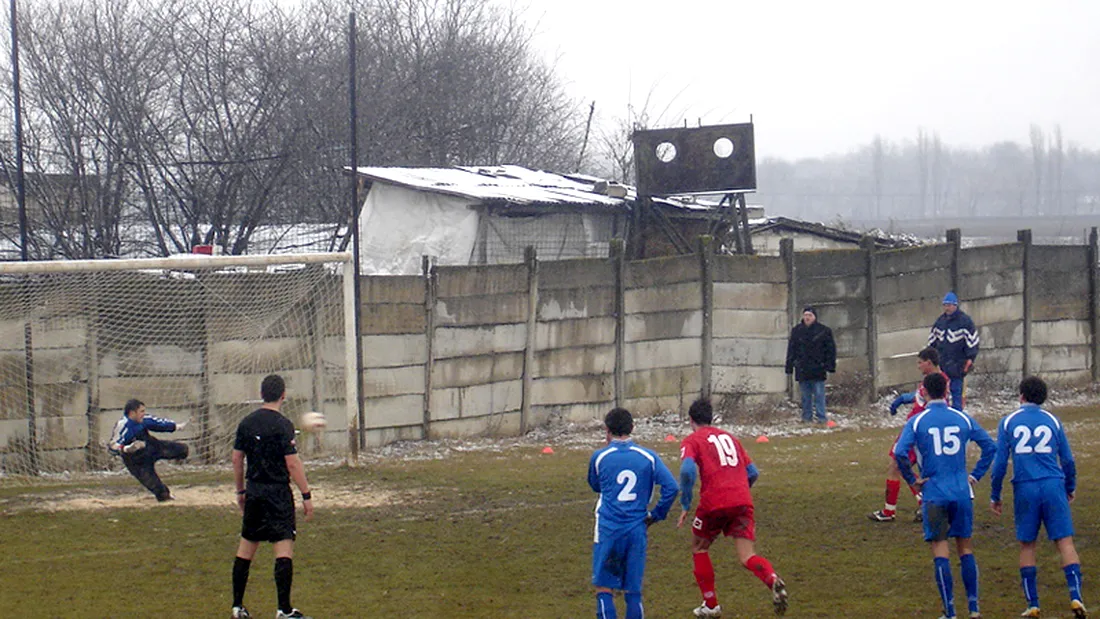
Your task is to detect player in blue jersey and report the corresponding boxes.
[990,376,1087,619]
[108,399,189,501]
[588,407,679,619]
[895,372,996,619]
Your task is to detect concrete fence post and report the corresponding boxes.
[521,246,539,435]
[861,236,879,403]
[946,228,962,294]
[610,239,626,408]
[780,238,796,401]
[421,255,435,440]
[698,236,714,399]
[1090,228,1099,383]
[1018,229,1033,378]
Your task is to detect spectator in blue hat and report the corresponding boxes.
[928,292,979,409]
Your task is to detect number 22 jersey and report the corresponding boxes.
[680,426,753,512]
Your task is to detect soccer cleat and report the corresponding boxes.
[231,607,251,619]
[1019,607,1041,618]
[692,603,722,618]
[771,577,789,616]
[1072,599,1088,618]
[969,613,982,619]
[868,509,896,522]
[275,610,312,619]
[913,507,924,523]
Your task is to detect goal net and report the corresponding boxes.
[0,252,356,479]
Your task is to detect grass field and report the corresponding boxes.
[2,404,1098,618]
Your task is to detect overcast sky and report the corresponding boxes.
[527,0,1100,159]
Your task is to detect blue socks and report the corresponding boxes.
[1021,566,1039,608]
[935,557,955,618]
[596,592,617,619]
[1065,563,1083,602]
[960,553,979,614]
[624,592,643,619]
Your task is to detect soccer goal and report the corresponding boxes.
[0,252,357,478]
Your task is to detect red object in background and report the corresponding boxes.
[192,244,213,255]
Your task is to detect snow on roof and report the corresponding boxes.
[353,165,715,212]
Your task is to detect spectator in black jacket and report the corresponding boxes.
[928,291,979,409]
[785,306,837,423]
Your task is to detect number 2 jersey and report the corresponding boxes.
[989,403,1077,503]
[680,426,754,513]
[587,439,679,541]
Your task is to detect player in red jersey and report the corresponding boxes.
[869,347,950,522]
[677,397,788,618]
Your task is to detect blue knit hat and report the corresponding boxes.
[942,292,959,305]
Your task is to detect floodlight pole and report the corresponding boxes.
[10,0,37,474]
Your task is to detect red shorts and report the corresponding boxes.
[889,433,917,464]
[692,504,756,541]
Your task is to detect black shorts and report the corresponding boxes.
[242,483,296,543]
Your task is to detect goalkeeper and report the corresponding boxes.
[108,399,189,501]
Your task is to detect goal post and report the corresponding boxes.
[0,252,358,478]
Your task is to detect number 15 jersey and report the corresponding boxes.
[680,426,753,512]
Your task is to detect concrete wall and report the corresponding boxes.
[711,255,789,405]
[1030,245,1092,384]
[532,259,616,425]
[428,264,528,437]
[794,248,871,385]
[3,228,1099,470]
[874,244,954,391]
[622,255,703,415]
[958,243,1026,384]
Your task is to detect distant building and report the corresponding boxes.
[749,216,914,255]
[352,165,743,274]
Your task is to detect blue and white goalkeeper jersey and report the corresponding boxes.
[990,403,1077,502]
[587,439,678,542]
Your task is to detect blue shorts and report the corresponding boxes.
[923,499,973,542]
[1013,478,1075,542]
[592,524,648,592]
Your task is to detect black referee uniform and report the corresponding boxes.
[234,408,299,542]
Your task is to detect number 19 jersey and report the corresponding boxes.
[681,426,753,512]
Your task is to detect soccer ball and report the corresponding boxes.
[299,411,327,432]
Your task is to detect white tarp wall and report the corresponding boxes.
[359,183,479,275]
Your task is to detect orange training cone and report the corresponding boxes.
[826,420,837,428]
[664,434,677,442]
[541,446,555,454]
[755,435,770,443]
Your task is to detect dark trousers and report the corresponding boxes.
[121,438,189,501]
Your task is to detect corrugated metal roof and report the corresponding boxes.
[353,165,715,211]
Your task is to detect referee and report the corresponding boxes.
[230,374,314,619]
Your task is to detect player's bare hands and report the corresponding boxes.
[303,499,314,521]
[913,478,927,494]
[990,500,1002,516]
[677,510,689,529]
[124,440,146,454]
[237,493,246,515]
[1068,492,1076,504]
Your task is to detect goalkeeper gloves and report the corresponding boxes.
[889,395,904,416]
